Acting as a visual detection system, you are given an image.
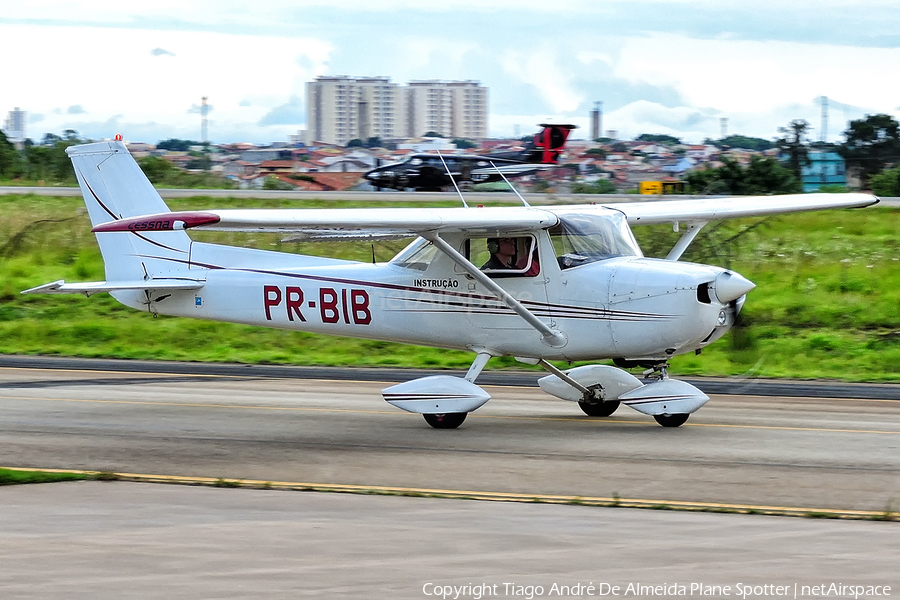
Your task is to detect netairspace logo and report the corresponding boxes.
[421,581,892,600]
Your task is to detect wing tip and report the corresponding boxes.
[92,211,221,233]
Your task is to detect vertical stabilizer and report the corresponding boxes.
[484,124,577,166]
[67,141,192,282]
[522,124,577,164]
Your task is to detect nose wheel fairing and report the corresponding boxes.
[618,378,709,417]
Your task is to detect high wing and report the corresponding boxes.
[603,192,878,225]
[89,193,878,238]
[91,206,560,239]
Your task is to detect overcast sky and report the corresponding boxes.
[2,1,899,145]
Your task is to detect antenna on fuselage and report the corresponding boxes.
[490,161,530,207]
[437,150,469,208]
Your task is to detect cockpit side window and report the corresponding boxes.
[463,235,540,278]
[549,212,641,269]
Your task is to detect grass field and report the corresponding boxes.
[1,193,898,381]
[0,468,90,485]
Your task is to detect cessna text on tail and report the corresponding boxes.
[364,124,576,191]
[24,141,878,429]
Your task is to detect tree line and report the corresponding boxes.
[661,115,900,195]
[0,130,83,183]
[0,132,232,188]
[3,114,900,195]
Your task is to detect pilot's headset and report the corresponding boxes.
[487,238,500,254]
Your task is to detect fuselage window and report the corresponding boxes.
[391,238,439,271]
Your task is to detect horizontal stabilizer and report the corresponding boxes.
[22,278,205,297]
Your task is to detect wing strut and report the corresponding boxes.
[422,232,567,348]
[665,221,707,261]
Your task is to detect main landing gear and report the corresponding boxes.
[383,353,708,429]
[381,353,494,430]
[422,413,468,429]
[578,398,620,417]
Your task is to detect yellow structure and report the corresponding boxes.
[639,181,685,195]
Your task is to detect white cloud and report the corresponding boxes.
[500,47,584,113]
[5,2,900,143]
[575,51,615,69]
[0,24,332,142]
[602,101,717,141]
[615,33,900,116]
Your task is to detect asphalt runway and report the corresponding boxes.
[1,482,897,600]
[1,363,898,513]
[2,362,899,599]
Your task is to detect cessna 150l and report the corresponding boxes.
[24,141,878,428]
[364,123,576,191]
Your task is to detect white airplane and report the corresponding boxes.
[24,141,878,428]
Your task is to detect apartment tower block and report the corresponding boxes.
[306,77,487,145]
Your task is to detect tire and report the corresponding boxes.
[578,400,620,417]
[654,413,689,427]
[423,412,467,429]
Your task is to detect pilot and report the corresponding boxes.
[482,237,518,270]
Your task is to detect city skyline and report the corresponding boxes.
[2,1,900,145]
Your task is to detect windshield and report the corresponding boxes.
[549,210,641,269]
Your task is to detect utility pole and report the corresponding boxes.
[201,96,208,143]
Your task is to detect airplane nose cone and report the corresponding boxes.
[713,271,755,303]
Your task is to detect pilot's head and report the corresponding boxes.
[488,237,516,255]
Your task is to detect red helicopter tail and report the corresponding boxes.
[529,124,577,164]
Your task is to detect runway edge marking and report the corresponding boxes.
[2,466,896,522]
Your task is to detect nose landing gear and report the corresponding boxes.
[653,413,690,427]
[622,361,700,427]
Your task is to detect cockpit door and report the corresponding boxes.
[456,234,551,333]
